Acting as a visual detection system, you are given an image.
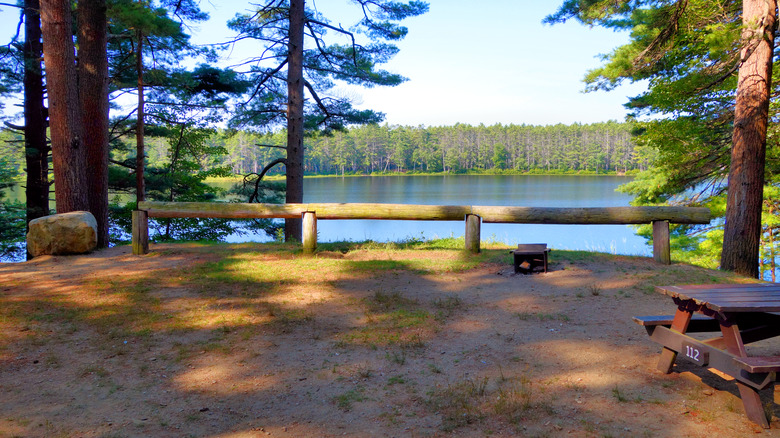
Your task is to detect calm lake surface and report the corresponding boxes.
[234,174,651,256]
[5,175,650,256]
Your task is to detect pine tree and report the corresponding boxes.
[78,0,110,247]
[23,0,50,235]
[40,0,89,213]
[0,1,51,251]
[721,0,776,277]
[227,0,428,241]
[547,0,779,277]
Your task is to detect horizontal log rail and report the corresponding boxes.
[133,201,712,264]
[138,201,710,224]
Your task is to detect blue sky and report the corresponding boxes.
[0,1,646,127]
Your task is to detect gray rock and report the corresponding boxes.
[27,211,98,257]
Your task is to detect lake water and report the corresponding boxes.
[4,175,651,256]
[234,175,651,256]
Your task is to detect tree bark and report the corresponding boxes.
[23,0,50,239]
[284,0,305,242]
[721,0,777,278]
[40,0,89,213]
[78,0,110,247]
[135,29,146,203]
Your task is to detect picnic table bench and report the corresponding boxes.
[512,243,550,274]
[634,283,780,428]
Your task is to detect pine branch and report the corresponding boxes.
[243,58,288,104]
[2,121,24,131]
[634,0,689,66]
[109,158,136,170]
[307,18,359,66]
[256,143,287,149]
[303,79,331,120]
[242,157,287,202]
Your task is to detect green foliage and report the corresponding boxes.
[300,121,640,175]
[492,143,508,170]
[547,0,780,276]
[0,24,22,117]
[203,122,643,176]
[227,0,428,134]
[105,0,252,245]
[0,129,24,177]
[0,133,25,259]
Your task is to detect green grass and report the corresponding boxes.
[338,291,433,348]
[612,385,628,403]
[334,387,367,411]
[425,373,550,432]
[515,312,570,322]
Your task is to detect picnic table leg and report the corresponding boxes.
[657,308,693,373]
[720,320,770,428]
[776,383,780,406]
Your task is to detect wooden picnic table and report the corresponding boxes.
[634,283,780,428]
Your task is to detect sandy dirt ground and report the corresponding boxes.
[1,243,779,437]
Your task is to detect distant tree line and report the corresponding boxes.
[200,121,651,177]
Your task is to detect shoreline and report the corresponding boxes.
[205,170,637,183]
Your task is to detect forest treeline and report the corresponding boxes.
[181,121,652,176]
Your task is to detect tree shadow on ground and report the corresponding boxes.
[0,242,773,437]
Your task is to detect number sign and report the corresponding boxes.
[681,342,709,366]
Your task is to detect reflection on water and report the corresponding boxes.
[4,175,651,257]
[229,174,651,256]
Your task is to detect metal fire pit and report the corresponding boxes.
[512,243,550,274]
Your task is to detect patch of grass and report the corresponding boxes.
[44,354,61,368]
[334,387,366,411]
[426,380,486,432]
[198,341,231,355]
[433,295,463,321]
[354,364,373,379]
[341,291,433,348]
[515,312,569,322]
[266,304,312,333]
[387,375,407,386]
[493,376,537,424]
[79,365,109,378]
[386,349,407,365]
[552,250,600,264]
[426,373,549,432]
[764,402,775,422]
[724,398,740,413]
[344,310,430,347]
[366,291,415,312]
[336,244,508,273]
[612,385,628,402]
[588,284,602,296]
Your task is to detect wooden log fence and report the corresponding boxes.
[133,201,711,265]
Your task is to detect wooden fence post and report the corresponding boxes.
[465,214,481,253]
[652,220,671,265]
[302,211,317,254]
[132,210,149,255]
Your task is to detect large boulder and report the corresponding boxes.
[27,211,98,257]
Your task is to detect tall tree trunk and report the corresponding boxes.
[78,0,109,247]
[40,0,88,213]
[721,0,777,278]
[136,29,146,203]
[770,223,776,282]
[23,0,50,242]
[284,0,305,242]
